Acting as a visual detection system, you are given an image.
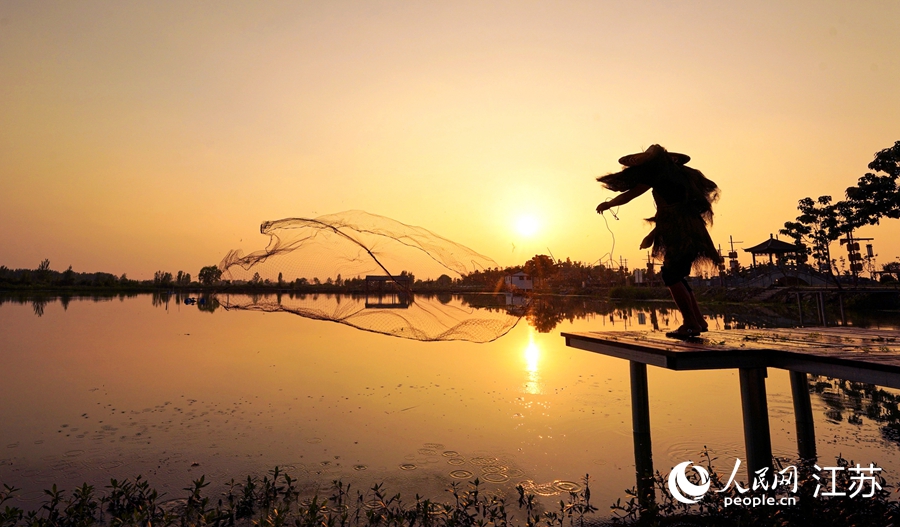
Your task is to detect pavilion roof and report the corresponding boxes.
[743,236,801,254]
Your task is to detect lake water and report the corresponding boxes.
[2,293,900,515]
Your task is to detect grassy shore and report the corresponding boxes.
[2,454,898,527]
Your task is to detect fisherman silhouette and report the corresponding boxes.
[596,145,722,339]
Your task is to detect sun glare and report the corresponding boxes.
[515,215,540,237]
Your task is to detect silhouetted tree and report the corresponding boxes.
[524,254,555,289]
[781,196,843,285]
[198,265,223,285]
[61,265,75,286]
[153,270,173,286]
[845,141,900,225]
[36,259,51,283]
[882,261,900,282]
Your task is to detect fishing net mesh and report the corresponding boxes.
[216,211,520,342]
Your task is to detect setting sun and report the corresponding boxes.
[515,215,540,238]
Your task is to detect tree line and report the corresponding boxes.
[0,260,201,290]
[780,141,900,284]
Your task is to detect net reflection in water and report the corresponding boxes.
[217,293,522,343]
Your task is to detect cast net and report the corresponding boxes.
[216,211,521,343]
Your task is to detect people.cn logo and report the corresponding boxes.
[667,461,712,504]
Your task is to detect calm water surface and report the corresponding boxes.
[1,293,899,513]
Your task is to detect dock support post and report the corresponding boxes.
[789,371,817,460]
[818,292,827,326]
[796,292,803,326]
[739,367,773,480]
[839,294,846,326]
[629,361,656,514]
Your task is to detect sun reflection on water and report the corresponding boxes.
[524,332,542,394]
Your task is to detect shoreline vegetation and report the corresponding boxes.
[1,258,898,306]
[1,454,898,527]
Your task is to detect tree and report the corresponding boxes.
[61,265,75,286]
[524,254,556,289]
[95,272,118,287]
[154,270,173,286]
[198,265,223,285]
[781,196,841,281]
[780,141,900,286]
[176,270,191,286]
[845,141,900,225]
[36,259,51,282]
[882,261,900,282]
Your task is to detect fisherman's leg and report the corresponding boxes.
[662,261,701,335]
[667,281,701,332]
[683,279,708,332]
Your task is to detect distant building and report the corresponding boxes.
[504,271,533,291]
[744,234,803,267]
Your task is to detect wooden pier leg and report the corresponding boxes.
[789,370,817,460]
[839,295,846,326]
[629,361,656,514]
[739,367,773,480]
[818,292,827,326]
[797,292,803,326]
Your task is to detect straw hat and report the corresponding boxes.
[618,144,690,166]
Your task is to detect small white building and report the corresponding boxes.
[504,272,533,291]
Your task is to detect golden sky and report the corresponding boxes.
[2,1,898,279]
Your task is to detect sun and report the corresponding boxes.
[515,215,540,237]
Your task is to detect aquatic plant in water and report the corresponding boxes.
[0,471,598,527]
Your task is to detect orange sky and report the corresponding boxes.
[2,1,898,279]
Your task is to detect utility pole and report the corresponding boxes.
[728,235,743,273]
[840,231,874,285]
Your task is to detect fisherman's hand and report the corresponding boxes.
[596,202,611,214]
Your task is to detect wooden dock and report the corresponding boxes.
[563,326,900,389]
[562,326,900,513]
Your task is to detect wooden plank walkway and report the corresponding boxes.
[562,326,900,389]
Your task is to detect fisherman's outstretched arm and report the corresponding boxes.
[596,184,650,213]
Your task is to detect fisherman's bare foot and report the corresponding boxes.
[666,325,703,340]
